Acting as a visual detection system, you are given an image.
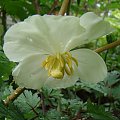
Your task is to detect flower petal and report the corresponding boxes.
[71,49,107,83]
[64,33,87,51]
[4,15,55,62]
[3,15,85,62]
[44,64,79,89]
[64,12,114,51]
[42,15,85,52]
[12,54,48,90]
[80,12,114,40]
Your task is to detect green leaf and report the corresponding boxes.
[87,101,118,120]
[0,51,15,81]
[0,101,25,120]
[107,2,120,9]
[14,90,40,113]
[3,0,35,20]
[88,0,95,5]
[104,71,120,99]
[1,85,14,100]
[14,90,40,119]
[45,109,61,120]
[42,87,62,98]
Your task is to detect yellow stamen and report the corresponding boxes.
[72,57,78,66]
[41,52,78,79]
[65,65,71,75]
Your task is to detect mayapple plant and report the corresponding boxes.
[3,12,114,89]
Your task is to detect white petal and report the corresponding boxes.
[12,54,48,90]
[80,12,114,40]
[64,12,114,51]
[71,49,107,83]
[3,15,56,62]
[3,15,85,62]
[42,15,85,52]
[44,65,79,89]
[64,34,88,51]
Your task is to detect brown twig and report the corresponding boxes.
[3,87,25,106]
[95,40,120,53]
[1,9,7,46]
[32,0,40,14]
[40,92,46,115]
[48,0,59,15]
[3,42,120,105]
[59,0,69,15]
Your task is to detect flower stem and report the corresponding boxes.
[40,92,46,115]
[32,0,40,14]
[3,87,25,106]
[59,0,69,15]
[95,40,120,53]
[48,0,59,15]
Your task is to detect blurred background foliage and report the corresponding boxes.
[0,0,120,120]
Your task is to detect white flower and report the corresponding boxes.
[3,12,114,89]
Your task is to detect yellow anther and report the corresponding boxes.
[41,52,78,79]
[59,55,65,67]
[72,57,78,66]
[50,70,64,79]
[65,52,72,58]
[41,60,47,67]
[66,57,72,68]
[65,65,71,75]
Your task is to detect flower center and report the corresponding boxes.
[41,52,78,79]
